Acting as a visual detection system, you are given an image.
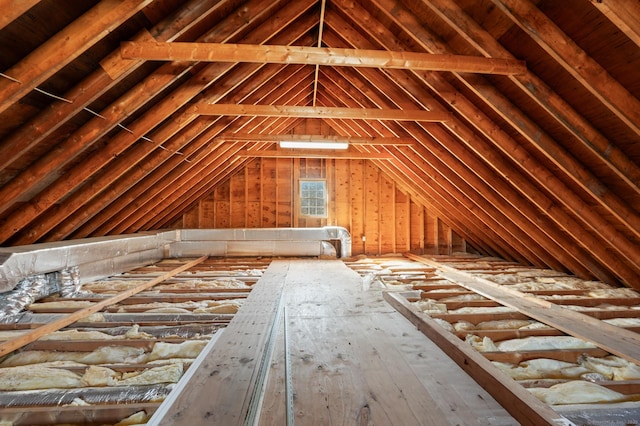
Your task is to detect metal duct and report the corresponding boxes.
[170,227,352,258]
[0,231,175,292]
[0,227,352,293]
[0,274,58,322]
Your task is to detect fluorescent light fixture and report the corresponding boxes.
[279,140,349,150]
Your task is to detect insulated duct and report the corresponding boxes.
[0,227,352,293]
[169,227,352,258]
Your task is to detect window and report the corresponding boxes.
[300,180,327,217]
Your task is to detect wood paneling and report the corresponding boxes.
[179,158,467,256]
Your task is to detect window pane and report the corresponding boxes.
[300,180,326,217]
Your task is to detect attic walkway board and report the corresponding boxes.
[154,259,515,425]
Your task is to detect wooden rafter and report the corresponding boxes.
[189,104,452,121]
[0,0,41,30]
[218,134,413,145]
[120,41,527,75]
[369,0,640,241]
[419,0,640,196]
[326,4,640,284]
[589,0,640,49]
[491,0,640,137]
[0,0,154,115]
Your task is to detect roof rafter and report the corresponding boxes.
[0,0,155,115]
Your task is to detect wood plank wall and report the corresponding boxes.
[176,158,468,256]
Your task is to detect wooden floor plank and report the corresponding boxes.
[151,259,518,425]
[259,260,516,425]
[151,261,289,425]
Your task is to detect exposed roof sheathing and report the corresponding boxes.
[0,0,638,288]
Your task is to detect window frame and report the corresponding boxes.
[298,178,328,218]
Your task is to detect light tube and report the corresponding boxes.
[279,141,349,149]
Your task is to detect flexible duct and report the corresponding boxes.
[0,274,58,322]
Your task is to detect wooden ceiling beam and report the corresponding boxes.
[590,0,640,49]
[320,69,586,273]
[313,85,518,261]
[190,103,451,121]
[217,134,414,145]
[0,0,224,172]
[0,0,41,30]
[29,62,313,243]
[120,41,527,75]
[60,64,310,240]
[0,0,154,115]
[327,4,640,285]
[422,0,640,196]
[93,68,312,236]
[0,0,276,218]
[0,1,318,244]
[373,0,640,242]
[491,0,640,137]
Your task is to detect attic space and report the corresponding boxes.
[0,0,639,425]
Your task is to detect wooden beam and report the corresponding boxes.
[0,0,154,115]
[491,0,640,137]
[0,257,207,358]
[0,0,40,30]
[237,149,392,159]
[421,0,640,200]
[219,134,414,145]
[326,8,640,284]
[0,0,222,172]
[384,292,566,426]
[190,104,452,121]
[405,253,640,366]
[120,41,527,75]
[590,0,640,49]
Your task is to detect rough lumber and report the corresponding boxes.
[0,0,154,115]
[0,0,40,30]
[190,103,452,121]
[121,41,527,75]
[0,0,316,244]
[422,0,640,196]
[384,291,568,426]
[154,261,290,425]
[0,256,207,358]
[376,0,640,238]
[0,0,232,172]
[327,8,640,284]
[406,253,640,366]
[491,0,640,137]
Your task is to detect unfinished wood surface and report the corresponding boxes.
[190,104,452,122]
[154,261,290,425]
[152,260,516,424]
[121,42,527,75]
[384,291,572,426]
[0,256,207,357]
[406,254,640,365]
[260,260,516,425]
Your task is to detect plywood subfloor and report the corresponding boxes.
[154,260,516,425]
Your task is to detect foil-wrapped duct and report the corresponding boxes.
[59,266,82,298]
[0,273,58,323]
